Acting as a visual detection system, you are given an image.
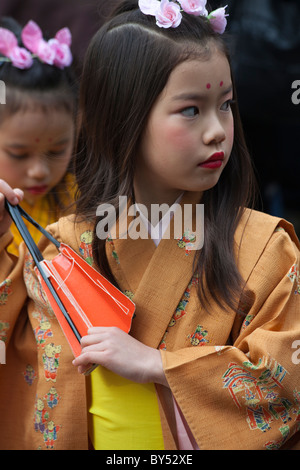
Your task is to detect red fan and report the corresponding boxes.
[5,201,135,369]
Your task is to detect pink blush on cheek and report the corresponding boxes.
[164,125,191,151]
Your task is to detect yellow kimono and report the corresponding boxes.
[7,173,75,256]
[0,192,299,450]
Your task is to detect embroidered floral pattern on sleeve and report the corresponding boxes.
[287,263,300,295]
[43,420,61,449]
[79,230,94,265]
[42,343,62,382]
[159,274,210,349]
[0,279,12,305]
[34,318,53,347]
[22,251,63,449]
[159,332,168,350]
[106,236,120,264]
[32,333,62,449]
[32,311,62,449]
[188,324,209,346]
[168,281,192,327]
[240,313,255,332]
[23,364,37,385]
[44,387,61,409]
[222,356,300,449]
[170,275,199,327]
[176,230,197,255]
[159,277,194,348]
[0,320,10,342]
[34,398,49,433]
[33,396,61,449]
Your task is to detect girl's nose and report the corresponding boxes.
[202,114,226,146]
[27,158,50,180]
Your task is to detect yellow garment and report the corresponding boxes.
[8,197,56,256]
[87,367,164,450]
[7,174,75,256]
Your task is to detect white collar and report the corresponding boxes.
[135,193,183,246]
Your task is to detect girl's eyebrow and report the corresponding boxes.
[5,138,70,148]
[5,143,27,149]
[220,84,233,97]
[51,138,71,146]
[172,84,233,102]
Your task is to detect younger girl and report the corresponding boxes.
[0,17,76,255]
[0,0,299,450]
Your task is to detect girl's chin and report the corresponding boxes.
[23,192,44,206]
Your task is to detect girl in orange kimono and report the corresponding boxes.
[0,0,299,450]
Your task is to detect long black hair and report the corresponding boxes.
[75,0,257,311]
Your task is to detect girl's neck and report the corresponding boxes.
[133,182,185,222]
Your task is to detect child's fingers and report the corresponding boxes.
[0,180,17,201]
[0,183,24,234]
[73,351,98,366]
[80,326,121,348]
[73,351,102,375]
[13,188,24,201]
[0,180,24,207]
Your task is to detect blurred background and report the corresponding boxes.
[0,0,299,235]
[210,0,300,235]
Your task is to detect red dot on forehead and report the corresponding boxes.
[48,138,53,143]
[206,83,211,89]
[35,138,40,143]
[220,81,224,87]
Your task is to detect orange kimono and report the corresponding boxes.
[0,192,299,450]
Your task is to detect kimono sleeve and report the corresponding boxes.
[0,232,28,349]
[161,228,300,450]
[0,222,61,352]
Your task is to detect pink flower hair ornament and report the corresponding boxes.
[0,20,73,70]
[138,0,228,32]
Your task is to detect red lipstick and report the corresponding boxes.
[198,152,224,169]
[27,185,48,195]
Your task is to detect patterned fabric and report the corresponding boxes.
[0,191,299,450]
[0,226,87,450]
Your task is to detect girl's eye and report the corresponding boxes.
[181,106,199,117]
[6,151,28,160]
[221,99,235,111]
[45,149,67,158]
